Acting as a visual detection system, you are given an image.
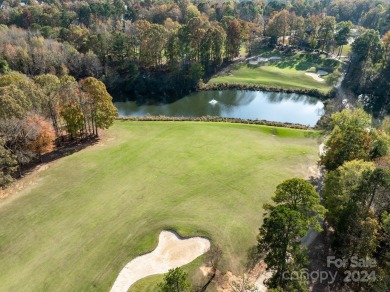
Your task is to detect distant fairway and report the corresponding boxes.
[209,65,333,93]
[0,121,321,291]
[209,50,342,94]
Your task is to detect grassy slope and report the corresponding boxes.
[341,44,352,56]
[209,65,333,92]
[0,121,321,291]
[209,51,341,93]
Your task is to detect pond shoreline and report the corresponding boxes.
[199,83,330,100]
[117,116,314,130]
[113,83,330,104]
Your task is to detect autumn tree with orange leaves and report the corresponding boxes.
[24,115,56,162]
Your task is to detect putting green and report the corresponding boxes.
[0,121,321,291]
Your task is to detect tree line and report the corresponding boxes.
[0,25,102,77]
[1,0,389,32]
[343,29,390,118]
[0,72,117,188]
[265,9,352,55]
[319,109,390,291]
[257,108,390,291]
[0,0,389,101]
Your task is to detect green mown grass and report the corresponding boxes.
[0,121,321,291]
[209,65,333,92]
[130,256,206,292]
[209,51,341,93]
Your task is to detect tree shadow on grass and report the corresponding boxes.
[303,131,324,138]
[274,59,297,69]
[273,57,318,71]
[295,61,318,71]
[20,136,100,177]
[274,53,337,72]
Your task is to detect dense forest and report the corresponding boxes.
[0,0,388,104]
[343,28,390,117]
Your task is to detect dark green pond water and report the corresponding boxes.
[115,90,324,126]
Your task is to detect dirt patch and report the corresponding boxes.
[201,261,270,291]
[110,230,211,292]
[200,265,213,277]
[255,271,273,291]
[0,162,54,200]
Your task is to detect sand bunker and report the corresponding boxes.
[305,72,325,82]
[110,230,211,292]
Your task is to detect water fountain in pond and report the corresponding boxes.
[209,99,218,105]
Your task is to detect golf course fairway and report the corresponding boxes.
[0,121,321,291]
[209,65,333,93]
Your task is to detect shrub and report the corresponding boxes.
[325,71,341,85]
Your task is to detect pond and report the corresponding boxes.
[115,90,324,126]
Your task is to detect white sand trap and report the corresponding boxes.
[305,72,325,82]
[110,230,211,292]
